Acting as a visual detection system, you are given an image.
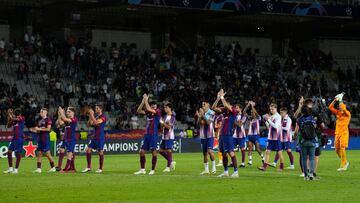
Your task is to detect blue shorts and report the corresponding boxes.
[37,140,51,152]
[88,139,105,151]
[233,137,245,149]
[219,135,234,153]
[201,138,214,153]
[248,135,260,144]
[266,140,281,151]
[8,139,24,153]
[160,139,174,150]
[66,140,76,153]
[59,140,67,149]
[141,134,158,151]
[281,141,292,150]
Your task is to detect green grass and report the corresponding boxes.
[0,151,359,203]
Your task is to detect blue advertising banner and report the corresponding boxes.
[56,137,203,155]
[126,0,358,18]
[256,137,360,151]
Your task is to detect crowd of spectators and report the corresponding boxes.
[0,78,42,127]
[1,33,360,129]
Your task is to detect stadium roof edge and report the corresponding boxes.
[0,0,41,7]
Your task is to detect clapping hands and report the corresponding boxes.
[217,89,226,98]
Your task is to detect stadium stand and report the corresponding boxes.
[0,33,360,131]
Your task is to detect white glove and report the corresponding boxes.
[335,93,344,102]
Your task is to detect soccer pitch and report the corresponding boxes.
[0,151,359,203]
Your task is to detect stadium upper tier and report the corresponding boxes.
[282,0,357,4]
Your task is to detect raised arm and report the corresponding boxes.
[212,96,221,110]
[86,107,93,127]
[56,110,65,128]
[243,102,251,115]
[212,89,224,110]
[251,103,259,117]
[195,109,202,126]
[215,119,222,139]
[143,95,156,114]
[219,90,232,111]
[58,107,72,123]
[137,95,146,115]
[87,116,93,127]
[328,99,340,115]
[294,96,304,118]
[7,109,16,128]
[293,123,299,140]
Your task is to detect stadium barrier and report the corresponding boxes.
[1,129,360,158]
[248,137,360,151]
[2,137,360,158]
[55,137,201,155]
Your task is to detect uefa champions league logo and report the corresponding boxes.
[346,7,352,16]
[266,3,273,12]
[172,141,180,152]
[182,0,190,7]
[153,140,180,152]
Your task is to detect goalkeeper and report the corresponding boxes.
[328,93,351,171]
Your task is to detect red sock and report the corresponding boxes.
[71,154,76,170]
[57,152,65,168]
[7,151,13,167]
[140,155,145,169]
[223,155,228,171]
[64,159,71,171]
[151,156,157,170]
[86,152,91,169]
[274,153,279,163]
[15,152,21,169]
[166,151,172,167]
[241,150,245,163]
[99,154,104,170]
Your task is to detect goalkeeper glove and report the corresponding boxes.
[335,92,344,102]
